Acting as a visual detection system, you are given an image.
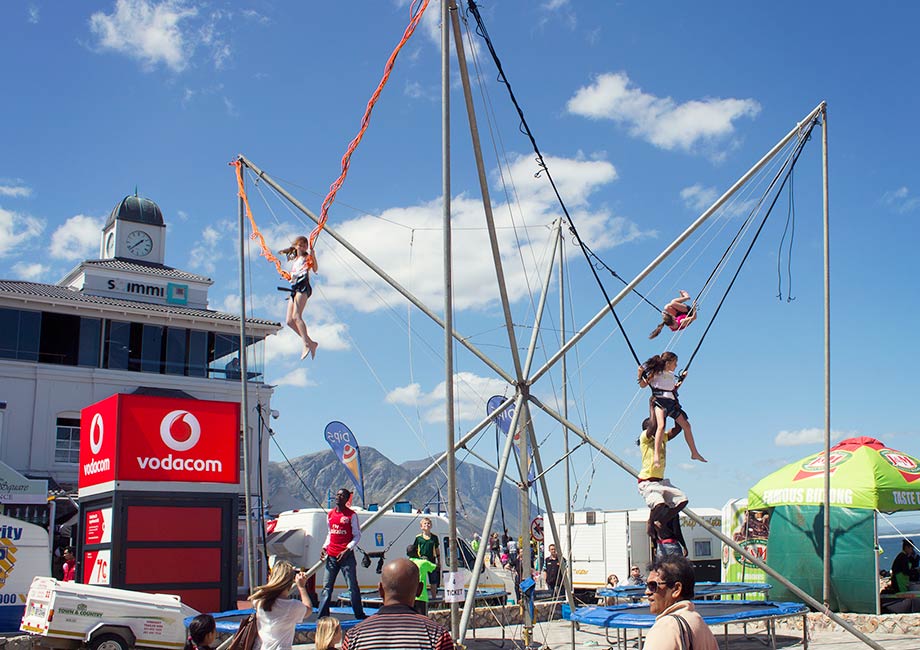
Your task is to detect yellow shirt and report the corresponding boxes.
[638,431,667,480]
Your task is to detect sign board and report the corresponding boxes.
[80,394,240,490]
[84,549,111,585]
[0,515,48,631]
[530,516,544,542]
[84,508,111,546]
[0,462,47,505]
[442,570,467,603]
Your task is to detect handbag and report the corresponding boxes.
[226,613,258,650]
[670,614,693,650]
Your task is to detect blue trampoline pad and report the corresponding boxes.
[567,600,807,629]
[597,582,772,599]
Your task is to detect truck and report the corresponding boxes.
[266,508,508,595]
[543,508,723,597]
[20,577,198,650]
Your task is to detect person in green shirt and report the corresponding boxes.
[407,545,437,615]
[413,517,441,599]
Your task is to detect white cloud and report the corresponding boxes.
[680,184,719,213]
[89,0,199,72]
[774,427,853,447]
[567,72,760,154]
[223,96,238,117]
[263,320,350,366]
[28,5,40,24]
[271,367,314,388]
[882,186,920,214]
[0,207,44,256]
[240,9,269,25]
[0,183,33,198]
[404,80,436,101]
[50,214,104,261]
[313,151,651,313]
[12,262,48,280]
[386,372,512,423]
[188,225,221,274]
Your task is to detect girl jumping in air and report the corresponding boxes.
[649,290,697,339]
[279,236,319,360]
[638,351,706,467]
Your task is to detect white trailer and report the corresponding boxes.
[267,508,507,593]
[543,508,723,592]
[20,577,198,650]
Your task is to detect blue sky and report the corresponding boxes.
[2,1,919,514]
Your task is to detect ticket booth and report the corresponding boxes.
[77,394,240,613]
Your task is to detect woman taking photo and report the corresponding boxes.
[249,561,313,650]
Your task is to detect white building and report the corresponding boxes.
[0,194,280,499]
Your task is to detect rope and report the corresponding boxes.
[777,170,797,301]
[465,0,642,367]
[232,160,291,280]
[581,240,662,312]
[309,0,431,251]
[682,118,818,373]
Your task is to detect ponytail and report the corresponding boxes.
[185,615,216,650]
[649,322,665,339]
[278,246,297,260]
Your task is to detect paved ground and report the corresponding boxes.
[293,618,919,649]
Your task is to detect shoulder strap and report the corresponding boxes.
[669,614,693,650]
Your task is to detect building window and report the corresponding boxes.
[165,327,187,376]
[188,330,208,377]
[0,308,41,361]
[693,540,711,557]
[39,313,81,365]
[141,324,164,373]
[55,417,81,464]
[105,320,131,370]
[78,317,102,367]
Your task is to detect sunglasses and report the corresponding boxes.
[645,580,673,592]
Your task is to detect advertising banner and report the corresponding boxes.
[83,508,111,546]
[0,515,48,631]
[80,394,240,489]
[84,549,111,585]
[323,421,365,503]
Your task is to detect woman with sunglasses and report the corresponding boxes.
[644,555,718,650]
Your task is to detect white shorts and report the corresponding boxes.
[637,479,688,510]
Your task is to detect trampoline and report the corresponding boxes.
[598,581,773,603]
[566,600,808,649]
[192,607,377,645]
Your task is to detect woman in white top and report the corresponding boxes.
[249,560,313,650]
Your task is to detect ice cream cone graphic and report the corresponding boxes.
[342,444,360,481]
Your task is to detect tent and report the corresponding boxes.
[747,436,920,613]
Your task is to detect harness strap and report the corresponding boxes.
[670,613,694,650]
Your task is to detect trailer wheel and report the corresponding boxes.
[89,633,130,650]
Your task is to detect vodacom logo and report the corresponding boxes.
[89,413,104,455]
[159,410,201,452]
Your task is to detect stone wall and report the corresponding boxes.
[775,612,920,636]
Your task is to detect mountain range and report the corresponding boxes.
[264,446,538,538]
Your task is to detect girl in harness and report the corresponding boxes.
[638,352,706,467]
[649,290,697,339]
[279,236,319,360]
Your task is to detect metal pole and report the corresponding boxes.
[238,168,258,591]
[459,393,527,643]
[441,0,459,636]
[527,393,886,650]
[822,103,831,606]
[236,156,514,385]
[528,102,826,386]
[518,403,533,647]
[449,0,523,380]
[559,226,578,645]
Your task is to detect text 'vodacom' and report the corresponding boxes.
[137,410,222,473]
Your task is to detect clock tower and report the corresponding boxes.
[100,194,166,264]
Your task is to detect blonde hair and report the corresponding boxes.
[315,617,342,650]
[279,236,309,260]
[249,560,296,612]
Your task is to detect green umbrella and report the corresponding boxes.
[748,436,920,512]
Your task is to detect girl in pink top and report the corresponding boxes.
[649,290,697,339]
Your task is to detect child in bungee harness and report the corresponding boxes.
[649,290,697,339]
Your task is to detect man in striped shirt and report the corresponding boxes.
[343,558,453,650]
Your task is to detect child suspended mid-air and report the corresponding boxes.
[279,236,319,360]
[638,351,706,467]
[649,290,697,339]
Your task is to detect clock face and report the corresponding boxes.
[105,232,115,257]
[126,230,153,257]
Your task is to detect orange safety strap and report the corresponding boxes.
[231,160,291,281]
[309,0,431,250]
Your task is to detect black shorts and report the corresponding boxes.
[653,396,687,421]
[290,275,312,299]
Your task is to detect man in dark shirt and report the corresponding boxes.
[891,540,919,593]
[343,558,453,650]
[542,544,561,594]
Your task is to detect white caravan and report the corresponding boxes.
[267,508,507,593]
[21,577,198,650]
[543,508,723,593]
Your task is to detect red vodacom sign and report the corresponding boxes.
[80,394,240,488]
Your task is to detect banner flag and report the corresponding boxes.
[324,421,365,503]
[486,396,535,483]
